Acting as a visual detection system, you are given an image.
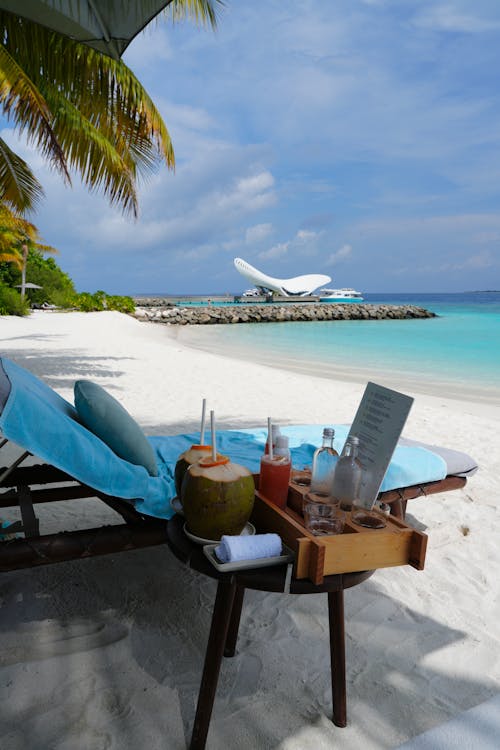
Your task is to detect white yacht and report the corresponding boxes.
[319,288,364,302]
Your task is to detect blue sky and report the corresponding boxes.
[3,0,500,294]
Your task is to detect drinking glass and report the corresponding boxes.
[303,492,345,536]
[350,501,387,529]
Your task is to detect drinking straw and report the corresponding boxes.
[210,410,217,461]
[200,398,207,444]
[267,417,273,460]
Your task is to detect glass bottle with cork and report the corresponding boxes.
[310,427,338,497]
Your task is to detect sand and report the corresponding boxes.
[0,310,499,750]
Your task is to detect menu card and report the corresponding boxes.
[346,382,414,509]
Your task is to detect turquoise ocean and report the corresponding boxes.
[174,292,500,404]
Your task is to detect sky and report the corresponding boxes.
[3,0,500,295]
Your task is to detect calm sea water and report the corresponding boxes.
[175,292,500,404]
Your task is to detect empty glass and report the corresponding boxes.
[303,492,345,536]
[350,501,387,529]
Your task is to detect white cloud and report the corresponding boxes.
[325,244,353,266]
[3,0,500,294]
[255,227,328,271]
[123,26,175,68]
[245,223,273,244]
[259,242,289,261]
[239,171,275,195]
[390,250,497,276]
[296,229,317,242]
[412,4,500,33]
[453,251,496,270]
[357,213,500,237]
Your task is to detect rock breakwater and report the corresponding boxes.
[133,300,436,325]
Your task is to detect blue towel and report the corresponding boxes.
[0,357,177,520]
[0,356,448,521]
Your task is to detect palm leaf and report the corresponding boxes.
[0,250,22,268]
[0,137,44,212]
[0,44,70,181]
[0,3,219,216]
[1,14,173,172]
[166,0,222,27]
[42,94,139,216]
[35,243,58,255]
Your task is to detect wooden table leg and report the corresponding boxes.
[224,585,245,657]
[389,497,404,519]
[328,589,347,727]
[190,576,237,750]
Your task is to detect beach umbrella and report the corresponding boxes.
[0,1,176,59]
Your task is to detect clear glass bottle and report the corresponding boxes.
[331,436,362,511]
[310,428,338,496]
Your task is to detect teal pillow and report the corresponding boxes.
[74,380,158,477]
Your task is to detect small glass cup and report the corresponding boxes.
[350,501,387,529]
[291,468,311,487]
[303,492,345,536]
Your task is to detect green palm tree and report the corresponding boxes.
[0,202,57,298]
[0,2,219,216]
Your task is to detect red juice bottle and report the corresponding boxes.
[259,435,291,508]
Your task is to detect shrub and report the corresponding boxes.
[25,251,76,306]
[105,295,135,313]
[74,292,105,312]
[72,291,135,313]
[0,284,29,316]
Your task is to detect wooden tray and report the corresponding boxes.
[250,481,427,585]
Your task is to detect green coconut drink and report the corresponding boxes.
[182,455,255,541]
[174,444,212,500]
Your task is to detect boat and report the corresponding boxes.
[319,288,364,302]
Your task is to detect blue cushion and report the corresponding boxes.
[74,380,158,476]
[0,357,174,518]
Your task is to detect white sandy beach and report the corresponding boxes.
[1,310,499,750]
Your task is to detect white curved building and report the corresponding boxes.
[234,257,331,297]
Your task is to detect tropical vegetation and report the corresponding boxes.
[0,1,218,215]
[0,202,134,315]
[0,1,219,315]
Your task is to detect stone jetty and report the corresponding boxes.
[133,299,436,325]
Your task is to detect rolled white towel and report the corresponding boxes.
[215,533,282,563]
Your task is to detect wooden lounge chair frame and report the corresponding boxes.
[0,442,168,572]
[0,439,466,572]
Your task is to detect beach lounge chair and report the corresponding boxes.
[0,355,477,571]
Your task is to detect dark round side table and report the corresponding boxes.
[167,514,374,750]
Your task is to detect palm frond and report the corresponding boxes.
[40,41,175,174]
[35,243,58,255]
[43,94,139,216]
[0,45,70,181]
[0,138,44,212]
[166,0,222,27]
[0,201,58,260]
[0,4,218,217]
[0,250,22,268]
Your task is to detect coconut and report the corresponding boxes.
[174,444,212,499]
[182,455,255,541]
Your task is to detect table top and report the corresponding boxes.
[167,514,374,595]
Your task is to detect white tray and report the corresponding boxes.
[203,543,295,573]
[184,521,256,546]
